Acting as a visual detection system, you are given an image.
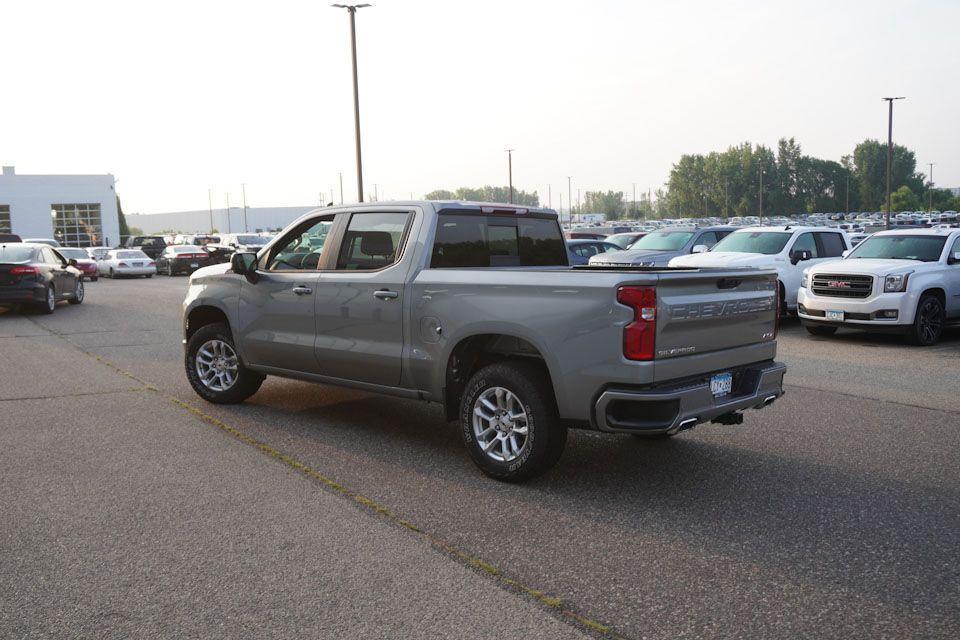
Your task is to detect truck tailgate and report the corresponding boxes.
[655,268,778,359]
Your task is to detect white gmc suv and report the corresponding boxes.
[669,226,851,314]
[797,228,960,345]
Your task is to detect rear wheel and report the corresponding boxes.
[460,361,566,482]
[68,279,84,305]
[109,268,115,279]
[185,323,265,404]
[907,295,944,346]
[37,285,56,314]
[805,325,837,337]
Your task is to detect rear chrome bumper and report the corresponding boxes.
[593,360,787,435]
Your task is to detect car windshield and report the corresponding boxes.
[712,231,792,255]
[0,246,36,262]
[627,231,694,251]
[846,235,947,262]
[138,238,164,246]
[57,248,88,259]
[173,246,203,254]
[235,235,263,244]
[118,251,148,259]
[605,233,640,249]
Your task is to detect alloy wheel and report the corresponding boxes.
[75,280,84,302]
[472,386,530,462]
[195,339,239,391]
[917,299,943,345]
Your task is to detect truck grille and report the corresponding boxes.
[811,273,874,298]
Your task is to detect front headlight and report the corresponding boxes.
[801,270,809,288]
[883,272,911,293]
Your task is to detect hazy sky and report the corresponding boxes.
[4,0,958,214]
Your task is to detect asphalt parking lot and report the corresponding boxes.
[2,276,959,639]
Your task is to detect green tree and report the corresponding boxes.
[581,190,625,218]
[116,195,130,246]
[890,186,920,212]
[852,140,924,210]
[424,189,455,200]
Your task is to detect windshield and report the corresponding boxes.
[0,246,37,262]
[712,231,792,255]
[173,246,204,254]
[118,251,148,259]
[57,248,89,260]
[606,233,640,249]
[847,235,947,262]
[628,231,694,251]
[235,235,264,244]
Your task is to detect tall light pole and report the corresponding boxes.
[333,3,371,203]
[241,183,249,232]
[632,183,636,217]
[339,171,344,204]
[567,176,572,224]
[845,174,849,215]
[225,193,231,234]
[207,188,214,233]
[547,184,552,209]
[506,149,514,203]
[758,166,764,226]
[882,97,905,230]
[928,162,935,212]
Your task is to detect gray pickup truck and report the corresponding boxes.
[182,201,786,481]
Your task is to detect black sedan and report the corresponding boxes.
[0,243,84,314]
[156,245,212,276]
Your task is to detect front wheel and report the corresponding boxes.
[37,285,56,314]
[185,323,265,404]
[805,325,837,337]
[460,361,566,482]
[907,295,944,346]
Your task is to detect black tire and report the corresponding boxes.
[185,323,265,404]
[109,268,115,279]
[145,274,153,279]
[37,285,56,314]
[631,432,675,440]
[68,279,84,305]
[805,325,837,337]
[907,295,945,346]
[90,276,98,282]
[778,282,788,319]
[460,361,566,482]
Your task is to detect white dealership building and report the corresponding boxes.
[0,166,121,247]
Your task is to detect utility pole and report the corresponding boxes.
[207,188,214,233]
[567,177,572,224]
[225,193,231,234]
[339,172,344,204]
[724,177,729,220]
[241,183,249,232]
[845,174,850,215]
[577,188,581,221]
[373,183,378,202]
[333,3,371,202]
[758,167,763,226]
[632,183,636,217]
[506,148,514,203]
[548,184,552,209]
[928,162,935,211]
[559,193,564,225]
[882,97,905,230]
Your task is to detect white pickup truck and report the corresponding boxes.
[669,226,851,314]
[797,228,960,345]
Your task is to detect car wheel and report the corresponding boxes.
[38,285,56,314]
[68,279,84,305]
[631,432,675,440]
[109,268,115,279]
[90,276,98,282]
[907,295,944,346]
[805,325,837,337]
[145,274,153,278]
[460,361,566,482]
[185,323,265,404]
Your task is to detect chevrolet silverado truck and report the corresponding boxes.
[798,228,960,345]
[181,201,786,481]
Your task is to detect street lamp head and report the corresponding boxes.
[331,3,371,8]
[881,96,906,101]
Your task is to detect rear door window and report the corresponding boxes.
[791,233,818,257]
[431,215,566,267]
[817,232,847,257]
[335,212,411,271]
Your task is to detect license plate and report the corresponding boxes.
[133,262,143,267]
[190,263,199,268]
[826,310,844,321]
[711,372,733,397]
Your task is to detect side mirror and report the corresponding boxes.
[231,252,258,281]
[691,244,709,254]
[67,259,78,267]
[841,249,851,258]
[949,251,960,265]
[790,249,813,265]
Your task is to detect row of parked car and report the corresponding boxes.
[570,225,960,346]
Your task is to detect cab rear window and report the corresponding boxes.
[431,215,566,268]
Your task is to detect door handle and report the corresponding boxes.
[292,286,313,296]
[373,289,399,300]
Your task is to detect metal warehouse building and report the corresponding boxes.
[0,166,121,247]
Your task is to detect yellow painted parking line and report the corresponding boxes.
[25,317,626,639]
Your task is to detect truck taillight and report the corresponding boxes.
[617,286,656,361]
